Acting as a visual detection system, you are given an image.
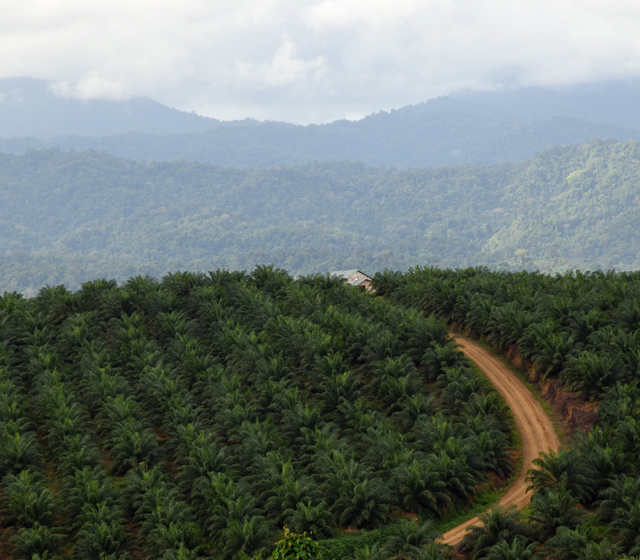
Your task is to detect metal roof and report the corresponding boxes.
[329,269,360,279]
[350,277,372,287]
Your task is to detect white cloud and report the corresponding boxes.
[1,0,640,123]
[235,41,328,89]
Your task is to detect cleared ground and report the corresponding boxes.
[440,336,561,545]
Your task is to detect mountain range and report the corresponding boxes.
[2,77,640,168]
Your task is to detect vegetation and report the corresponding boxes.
[0,266,517,558]
[5,139,640,294]
[375,266,640,558]
[271,527,322,560]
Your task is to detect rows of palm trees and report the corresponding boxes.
[0,267,515,559]
[375,267,640,558]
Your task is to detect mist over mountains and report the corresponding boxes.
[2,77,640,169]
[0,77,220,138]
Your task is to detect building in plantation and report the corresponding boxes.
[329,269,373,291]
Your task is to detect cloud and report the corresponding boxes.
[1,0,640,123]
[234,41,328,89]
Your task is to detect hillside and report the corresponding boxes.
[378,267,640,558]
[0,77,219,137]
[1,78,639,169]
[2,139,640,294]
[0,269,511,559]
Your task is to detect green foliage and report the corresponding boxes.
[319,529,388,560]
[6,139,640,294]
[461,506,532,560]
[383,266,640,557]
[484,538,542,560]
[0,268,514,559]
[271,527,323,560]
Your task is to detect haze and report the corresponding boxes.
[3,0,640,123]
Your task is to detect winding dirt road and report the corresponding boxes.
[440,336,560,546]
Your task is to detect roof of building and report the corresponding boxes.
[349,277,372,287]
[329,269,371,280]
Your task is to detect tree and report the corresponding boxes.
[462,506,532,560]
[485,538,542,560]
[525,448,588,501]
[271,526,323,560]
[529,488,586,541]
[381,519,440,560]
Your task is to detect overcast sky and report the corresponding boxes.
[3,0,640,123]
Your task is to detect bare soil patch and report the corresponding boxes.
[440,337,561,546]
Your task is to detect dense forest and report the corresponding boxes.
[3,139,640,294]
[0,267,518,559]
[375,266,640,558]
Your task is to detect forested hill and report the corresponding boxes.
[1,100,636,169]
[2,138,640,295]
[2,78,640,168]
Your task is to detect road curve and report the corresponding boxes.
[440,336,561,546]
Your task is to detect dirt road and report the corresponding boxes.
[440,336,561,546]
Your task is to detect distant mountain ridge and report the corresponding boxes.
[0,77,219,137]
[2,77,640,168]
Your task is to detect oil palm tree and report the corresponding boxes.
[461,506,532,560]
[381,519,440,560]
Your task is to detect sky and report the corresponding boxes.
[3,0,640,123]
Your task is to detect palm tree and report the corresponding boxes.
[218,516,274,560]
[427,451,477,507]
[3,470,56,527]
[363,330,405,364]
[396,459,445,515]
[545,524,602,560]
[525,448,588,501]
[176,437,227,492]
[75,518,131,560]
[108,424,162,473]
[320,371,362,413]
[381,519,440,560]
[346,544,386,560]
[0,432,43,476]
[598,475,640,523]
[393,393,435,431]
[517,320,559,363]
[461,506,532,560]
[485,538,542,560]
[288,501,333,539]
[532,332,579,379]
[562,352,624,399]
[529,488,586,541]
[609,500,640,556]
[9,523,62,560]
[464,392,511,425]
[579,437,631,501]
[422,345,465,381]
[145,521,204,560]
[380,375,421,414]
[265,473,320,525]
[575,539,623,560]
[337,478,392,530]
